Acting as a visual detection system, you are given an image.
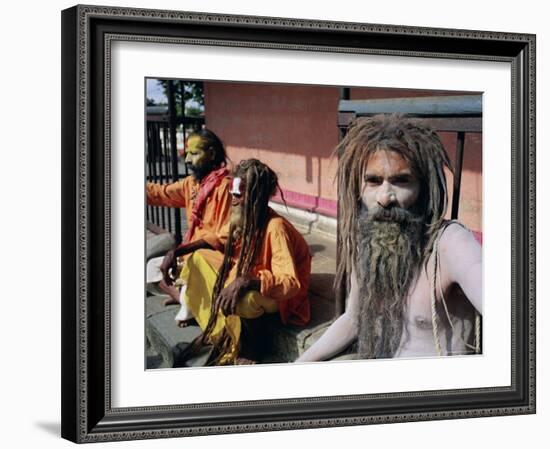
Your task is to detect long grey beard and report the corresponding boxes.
[356,206,424,359]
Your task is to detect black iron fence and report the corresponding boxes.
[146,80,204,243]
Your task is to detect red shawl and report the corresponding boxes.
[183,167,229,244]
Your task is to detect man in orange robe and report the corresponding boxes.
[180,159,312,365]
[146,129,232,319]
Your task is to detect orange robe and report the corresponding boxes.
[199,209,312,326]
[146,176,232,251]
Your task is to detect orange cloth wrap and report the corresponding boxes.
[223,210,312,326]
[182,209,312,364]
[146,176,232,251]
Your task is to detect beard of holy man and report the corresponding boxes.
[187,160,213,181]
[230,204,244,240]
[355,204,425,359]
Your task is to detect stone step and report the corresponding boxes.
[145,295,203,368]
[145,290,337,368]
[145,207,339,367]
[265,292,336,363]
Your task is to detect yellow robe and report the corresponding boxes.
[182,209,312,364]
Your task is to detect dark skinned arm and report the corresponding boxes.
[215,277,261,316]
[160,239,213,285]
[174,239,212,257]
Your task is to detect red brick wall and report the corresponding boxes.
[204,82,340,202]
[204,82,482,233]
[350,87,482,232]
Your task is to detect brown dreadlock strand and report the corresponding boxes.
[198,159,281,364]
[234,159,278,276]
[335,113,453,296]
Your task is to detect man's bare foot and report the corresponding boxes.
[159,279,180,305]
[162,297,180,306]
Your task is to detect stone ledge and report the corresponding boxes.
[146,232,176,261]
[145,207,338,367]
[266,293,336,362]
[146,291,337,368]
[269,202,337,239]
[145,295,201,368]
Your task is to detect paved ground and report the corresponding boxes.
[145,206,338,368]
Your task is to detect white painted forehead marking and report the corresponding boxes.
[230,177,242,195]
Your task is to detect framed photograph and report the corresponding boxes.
[61,4,535,443]
[143,78,483,371]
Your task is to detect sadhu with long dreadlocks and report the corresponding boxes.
[180,158,312,365]
[297,114,482,362]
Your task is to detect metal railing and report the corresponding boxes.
[335,91,482,316]
[146,80,204,243]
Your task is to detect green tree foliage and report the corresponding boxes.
[185,106,203,117]
[157,80,204,118]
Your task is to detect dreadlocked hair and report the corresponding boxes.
[335,113,453,292]
[199,159,282,364]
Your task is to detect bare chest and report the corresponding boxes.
[396,262,478,357]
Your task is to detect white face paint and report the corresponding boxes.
[230,177,242,197]
[361,150,421,211]
[230,176,245,231]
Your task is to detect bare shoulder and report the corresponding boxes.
[437,221,482,286]
[438,221,480,253]
[436,222,482,312]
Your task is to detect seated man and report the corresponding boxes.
[180,159,312,365]
[297,114,482,362]
[146,129,232,324]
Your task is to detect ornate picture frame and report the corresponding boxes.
[61,4,535,443]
